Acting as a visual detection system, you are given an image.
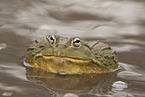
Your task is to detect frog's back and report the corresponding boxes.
[89,41,118,71]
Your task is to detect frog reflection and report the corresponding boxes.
[25,66,117,96]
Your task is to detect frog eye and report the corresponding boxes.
[46,35,56,45]
[72,37,81,47]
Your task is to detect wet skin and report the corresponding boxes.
[25,35,118,74]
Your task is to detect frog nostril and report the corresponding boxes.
[64,45,67,48]
[56,44,67,48]
[56,44,59,47]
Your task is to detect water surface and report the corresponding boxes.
[0,0,145,97]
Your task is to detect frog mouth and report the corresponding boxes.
[33,54,101,64]
[43,55,92,63]
[33,54,93,63]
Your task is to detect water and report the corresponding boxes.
[0,0,145,97]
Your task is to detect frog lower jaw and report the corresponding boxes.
[31,55,96,74]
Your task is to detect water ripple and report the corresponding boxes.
[0,43,6,50]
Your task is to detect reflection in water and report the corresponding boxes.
[2,92,13,97]
[112,81,128,91]
[0,43,6,50]
[25,66,117,97]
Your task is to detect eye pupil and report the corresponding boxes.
[46,35,56,45]
[72,38,81,47]
[75,40,80,43]
[50,37,54,40]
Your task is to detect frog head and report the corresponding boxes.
[25,35,118,74]
[42,35,95,62]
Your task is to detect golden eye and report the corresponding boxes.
[46,35,56,45]
[72,37,81,47]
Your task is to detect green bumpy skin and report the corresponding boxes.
[25,35,118,74]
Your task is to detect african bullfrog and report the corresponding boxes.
[25,35,118,74]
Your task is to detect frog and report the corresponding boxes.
[25,34,118,74]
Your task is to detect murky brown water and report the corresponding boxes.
[0,0,145,97]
